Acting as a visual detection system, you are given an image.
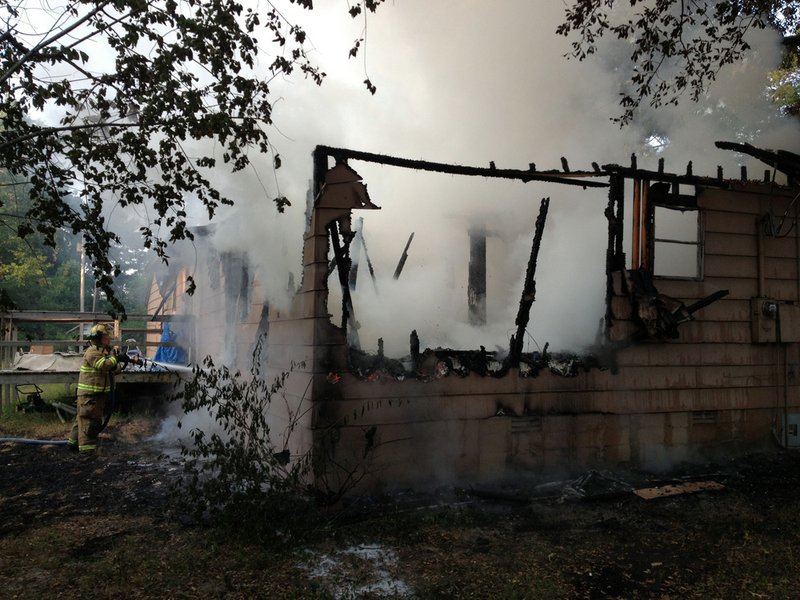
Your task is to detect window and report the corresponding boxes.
[628,180,702,280]
[653,205,702,279]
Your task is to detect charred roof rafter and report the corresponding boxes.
[715,141,800,184]
[601,164,730,189]
[315,143,798,194]
[313,145,609,189]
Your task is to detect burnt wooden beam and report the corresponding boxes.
[327,221,360,349]
[602,164,729,189]
[348,217,364,290]
[612,174,625,264]
[468,228,487,326]
[510,197,550,367]
[410,329,420,367]
[716,140,800,182]
[360,228,379,293]
[644,183,655,273]
[778,148,800,163]
[605,174,625,341]
[315,145,608,188]
[779,150,800,185]
[312,148,329,198]
[393,232,415,280]
[685,289,729,315]
[783,35,800,46]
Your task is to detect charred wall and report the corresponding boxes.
[218,149,800,493]
[301,174,800,491]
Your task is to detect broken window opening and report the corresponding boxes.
[605,169,729,344]
[315,165,611,381]
[220,251,251,365]
[651,181,702,280]
[309,147,737,384]
[467,227,487,326]
[626,179,701,280]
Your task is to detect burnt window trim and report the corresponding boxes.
[647,182,704,282]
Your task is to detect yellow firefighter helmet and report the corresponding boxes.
[89,323,112,340]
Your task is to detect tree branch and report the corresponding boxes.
[0,121,148,152]
[0,1,112,87]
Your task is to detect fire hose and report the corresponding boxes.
[95,354,192,435]
[0,380,124,447]
[0,438,68,445]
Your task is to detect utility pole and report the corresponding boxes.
[79,239,85,341]
[79,240,85,313]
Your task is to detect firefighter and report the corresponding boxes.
[66,324,140,455]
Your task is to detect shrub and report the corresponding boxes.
[173,336,312,540]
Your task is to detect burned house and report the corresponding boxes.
[178,142,800,493]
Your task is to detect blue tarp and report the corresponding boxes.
[153,322,187,364]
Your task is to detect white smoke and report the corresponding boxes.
[228,2,793,358]
[149,1,800,359]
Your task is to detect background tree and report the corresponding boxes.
[769,35,800,115]
[0,169,80,338]
[558,1,800,124]
[0,0,383,317]
[1,165,176,341]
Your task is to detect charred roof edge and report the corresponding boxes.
[315,145,609,189]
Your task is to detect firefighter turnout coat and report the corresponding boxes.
[70,344,122,452]
[78,345,121,396]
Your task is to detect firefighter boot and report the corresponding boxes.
[66,422,79,452]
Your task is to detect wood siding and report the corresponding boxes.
[310,182,800,489]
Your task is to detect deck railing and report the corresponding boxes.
[0,310,190,411]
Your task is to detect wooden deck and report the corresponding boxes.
[0,369,181,385]
[1,310,191,409]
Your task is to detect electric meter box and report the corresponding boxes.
[786,414,800,448]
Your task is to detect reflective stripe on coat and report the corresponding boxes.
[77,344,120,395]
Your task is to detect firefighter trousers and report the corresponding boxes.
[68,394,107,453]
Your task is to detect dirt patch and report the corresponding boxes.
[1,418,799,599]
[0,418,176,538]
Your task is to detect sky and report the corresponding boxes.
[195,1,800,358]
